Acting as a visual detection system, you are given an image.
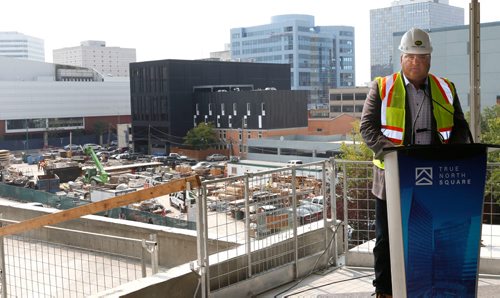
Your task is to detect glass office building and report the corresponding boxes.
[231,15,354,104]
[370,0,463,79]
[0,31,45,62]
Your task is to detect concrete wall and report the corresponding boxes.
[93,224,343,297]
[0,202,235,268]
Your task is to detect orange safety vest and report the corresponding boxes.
[373,72,455,169]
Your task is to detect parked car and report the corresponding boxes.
[287,160,303,166]
[229,155,240,163]
[83,143,102,151]
[300,201,323,212]
[208,201,229,212]
[206,154,227,162]
[63,144,81,151]
[192,161,212,171]
[178,157,197,166]
[152,155,182,166]
[169,191,196,211]
[169,192,185,210]
[290,203,323,225]
[307,195,324,205]
[111,152,129,160]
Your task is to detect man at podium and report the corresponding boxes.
[360,27,472,298]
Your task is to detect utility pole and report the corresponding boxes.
[469,0,481,142]
[148,125,151,155]
[25,119,29,150]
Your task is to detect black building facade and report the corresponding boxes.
[193,90,308,130]
[129,59,294,154]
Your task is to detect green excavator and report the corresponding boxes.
[83,146,109,185]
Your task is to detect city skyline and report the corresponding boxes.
[1,0,497,85]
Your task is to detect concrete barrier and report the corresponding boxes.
[0,201,235,268]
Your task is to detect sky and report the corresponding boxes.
[1,0,498,85]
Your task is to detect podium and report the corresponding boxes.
[384,144,499,297]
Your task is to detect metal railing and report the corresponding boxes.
[0,219,158,297]
[0,159,498,296]
[195,158,500,296]
[196,161,339,296]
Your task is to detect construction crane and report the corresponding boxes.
[83,146,109,185]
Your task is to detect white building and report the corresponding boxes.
[53,40,136,77]
[0,56,131,149]
[0,32,45,62]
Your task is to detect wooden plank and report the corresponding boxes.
[0,175,201,237]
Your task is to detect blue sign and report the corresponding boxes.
[397,151,486,297]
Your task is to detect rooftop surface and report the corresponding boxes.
[259,267,500,297]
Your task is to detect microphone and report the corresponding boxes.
[423,89,474,144]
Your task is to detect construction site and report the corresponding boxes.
[0,147,499,297]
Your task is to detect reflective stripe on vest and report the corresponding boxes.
[373,73,455,169]
[429,74,455,143]
[377,73,406,145]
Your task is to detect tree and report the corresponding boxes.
[338,120,372,161]
[478,105,500,209]
[336,120,375,247]
[183,122,219,150]
[480,105,500,162]
[93,121,106,145]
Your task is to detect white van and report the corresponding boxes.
[287,160,303,166]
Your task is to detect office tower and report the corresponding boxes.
[370,0,464,79]
[53,40,136,77]
[392,22,500,109]
[231,14,355,104]
[0,31,45,62]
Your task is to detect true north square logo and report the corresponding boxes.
[415,167,433,185]
[415,165,472,186]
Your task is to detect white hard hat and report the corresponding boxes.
[398,28,433,54]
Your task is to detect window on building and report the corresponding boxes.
[233,103,237,116]
[261,102,266,116]
[208,103,212,116]
[354,93,367,100]
[221,103,225,116]
[243,116,247,128]
[217,115,220,128]
[246,103,251,116]
[196,103,199,115]
[342,93,354,100]
[299,72,310,86]
[330,94,342,101]
[343,106,354,112]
